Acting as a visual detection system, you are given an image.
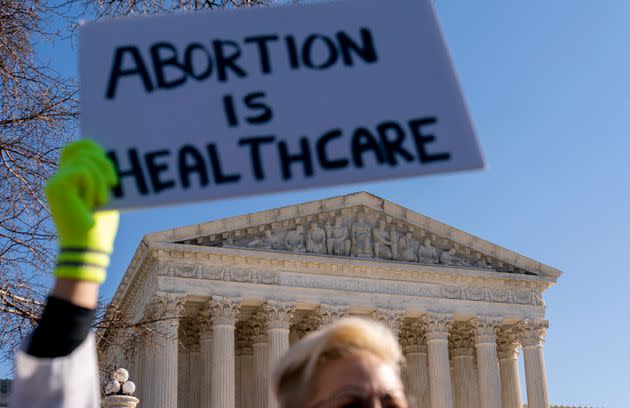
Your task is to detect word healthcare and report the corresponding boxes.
[108,116,449,198]
[79,0,485,210]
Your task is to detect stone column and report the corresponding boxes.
[497,327,522,408]
[450,323,479,408]
[151,321,180,408]
[518,320,550,408]
[198,305,213,408]
[263,301,296,408]
[450,361,456,403]
[139,302,167,408]
[178,349,188,408]
[199,327,213,408]
[188,345,202,408]
[209,296,241,408]
[372,308,406,338]
[235,346,242,408]
[237,324,255,408]
[399,322,430,408]
[138,346,151,406]
[472,355,481,408]
[179,317,200,408]
[240,347,254,408]
[421,313,454,408]
[471,316,502,408]
[251,314,269,408]
[128,334,141,395]
[147,293,185,408]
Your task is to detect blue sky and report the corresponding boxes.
[23,1,630,407]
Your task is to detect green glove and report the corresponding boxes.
[45,140,119,283]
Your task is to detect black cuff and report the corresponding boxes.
[27,296,96,358]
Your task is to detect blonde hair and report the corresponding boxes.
[271,317,404,407]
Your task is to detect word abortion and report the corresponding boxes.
[106,28,378,99]
[107,116,451,198]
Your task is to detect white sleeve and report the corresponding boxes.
[9,334,100,408]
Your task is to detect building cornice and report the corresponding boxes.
[153,242,555,290]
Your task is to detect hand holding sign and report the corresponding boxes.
[46,140,119,283]
[79,0,484,210]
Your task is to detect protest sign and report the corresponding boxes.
[79,0,485,210]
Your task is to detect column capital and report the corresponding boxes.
[179,316,201,349]
[146,292,186,321]
[497,326,521,360]
[262,300,296,330]
[314,304,350,325]
[143,292,186,339]
[421,312,454,342]
[399,321,427,354]
[209,296,241,326]
[236,324,254,356]
[155,291,186,311]
[197,307,213,339]
[449,322,475,357]
[372,308,406,337]
[470,315,502,344]
[516,319,549,348]
[292,315,320,340]
[250,312,269,344]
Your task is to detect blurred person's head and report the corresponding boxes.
[272,317,409,408]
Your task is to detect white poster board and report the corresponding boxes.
[79,0,484,210]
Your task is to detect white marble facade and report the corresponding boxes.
[101,192,560,408]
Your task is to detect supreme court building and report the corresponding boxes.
[101,192,560,408]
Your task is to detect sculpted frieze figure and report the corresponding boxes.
[306,222,327,254]
[398,232,419,262]
[372,218,397,260]
[325,216,351,256]
[245,229,281,249]
[350,212,373,257]
[284,225,305,252]
[213,209,505,276]
[439,248,455,264]
[418,238,439,264]
[475,256,493,269]
[439,248,472,266]
[455,252,473,267]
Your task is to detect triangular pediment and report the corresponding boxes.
[145,192,561,279]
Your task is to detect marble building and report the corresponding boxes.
[101,192,561,408]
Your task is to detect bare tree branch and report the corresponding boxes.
[0,0,296,370]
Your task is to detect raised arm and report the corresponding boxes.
[10,140,119,408]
